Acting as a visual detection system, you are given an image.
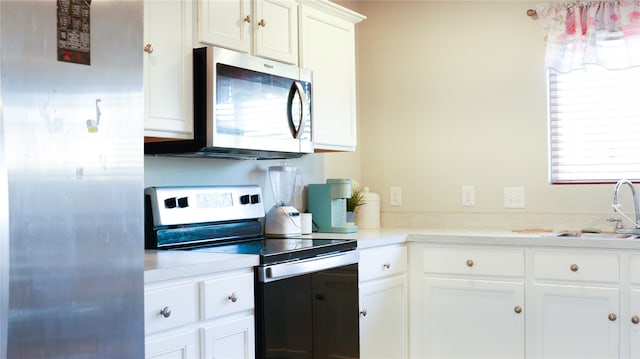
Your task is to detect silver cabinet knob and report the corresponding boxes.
[228,292,238,303]
[383,263,391,270]
[144,43,153,54]
[514,306,523,314]
[160,306,171,318]
[632,315,639,324]
[258,19,266,27]
[466,259,474,267]
[570,263,579,272]
[360,309,367,317]
[608,313,617,321]
[243,15,251,23]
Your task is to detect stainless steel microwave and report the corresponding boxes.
[145,46,313,159]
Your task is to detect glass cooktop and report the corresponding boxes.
[189,238,357,265]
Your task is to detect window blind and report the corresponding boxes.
[548,66,640,184]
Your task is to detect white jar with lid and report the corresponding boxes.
[355,187,380,228]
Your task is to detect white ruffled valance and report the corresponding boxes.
[536,1,640,72]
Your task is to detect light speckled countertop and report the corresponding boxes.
[145,227,640,283]
[144,250,259,283]
[359,227,640,250]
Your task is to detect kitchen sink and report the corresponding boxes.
[546,231,640,240]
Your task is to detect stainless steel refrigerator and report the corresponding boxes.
[0,1,144,358]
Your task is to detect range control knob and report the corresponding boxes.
[164,197,177,209]
[177,197,189,208]
[240,194,251,205]
[251,194,260,204]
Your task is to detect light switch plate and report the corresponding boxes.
[504,187,525,208]
[390,186,402,206]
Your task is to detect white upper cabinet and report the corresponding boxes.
[254,0,299,63]
[299,0,365,152]
[143,0,194,139]
[197,0,252,54]
[198,0,299,64]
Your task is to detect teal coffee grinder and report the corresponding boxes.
[307,179,358,233]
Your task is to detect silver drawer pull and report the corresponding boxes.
[570,263,579,272]
[631,315,639,324]
[608,313,617,322]
[160,306,172,318]
[383,263,391,270]
[466,259,474,267]
[228,293,238,303]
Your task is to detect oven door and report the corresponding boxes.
[255,252,359,359]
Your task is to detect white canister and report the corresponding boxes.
[355,187,380,228]
[300,213,313,234]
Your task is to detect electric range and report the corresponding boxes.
[144,185,360,358]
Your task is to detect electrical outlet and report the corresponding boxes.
[504,187,526,208]
[390,186,402,206]
[462,186,475,207]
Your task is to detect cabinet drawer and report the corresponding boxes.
[533,250,619,283]
[145,282,197,335]
[359,245,407,282]
[201,272,254,320]
[423,246,524,278]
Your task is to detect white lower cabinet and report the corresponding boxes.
[358,244,408,358]
[530,250,620,359]
[424,278,524,358]
[532,284,619,358]
[627,254,640,358]
[201,316,255,359]
[144,269,255,359]
[411,242,640,359]
[145,331,198,359]
[416,245,525,358]
[630,288,640,358]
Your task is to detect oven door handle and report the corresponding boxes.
[258,250,359,283]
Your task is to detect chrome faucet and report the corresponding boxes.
[612,179,640,231]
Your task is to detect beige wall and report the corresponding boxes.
[328,1,632,230]
[144,1,636,231]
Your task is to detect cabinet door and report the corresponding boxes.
[254,0,298,64]
[143,0,193,139]
[630,288,640,358]
[197,0,252,53]
[300,6,359,151]
[533,284,619,359]
[143,0,194,139]
[630,254,640,358]
[359,275,408,359]
[201,316,255,359]
[145,331,198,359]
[423,277,525,358]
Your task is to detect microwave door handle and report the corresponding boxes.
[287,81,306,139]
